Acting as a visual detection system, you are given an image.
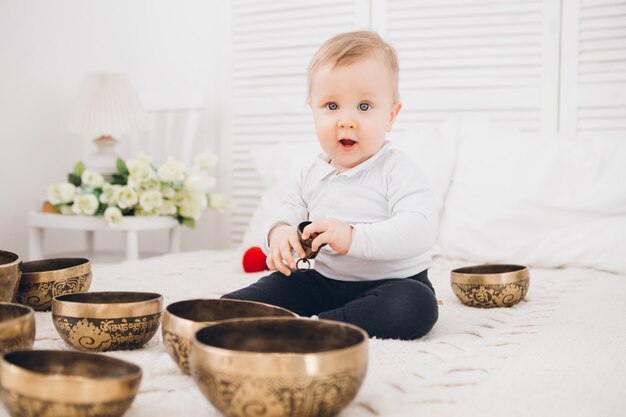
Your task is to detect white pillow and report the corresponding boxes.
[388,117,461,215]
[242,141,320,248]
[439,121,626,274]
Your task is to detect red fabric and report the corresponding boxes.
[242,246,269,273]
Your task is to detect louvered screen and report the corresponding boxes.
[383,0,560,133]
[561,0,626,138]
[225,0,365,246]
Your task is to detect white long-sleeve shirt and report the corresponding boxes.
[261,142,438,281]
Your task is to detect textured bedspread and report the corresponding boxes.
[5,250,625,417]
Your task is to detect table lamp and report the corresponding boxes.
[67,72,150,176]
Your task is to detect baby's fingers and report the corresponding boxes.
[289,235,306,259]
[270,248,291,276]
[280,242,297,271]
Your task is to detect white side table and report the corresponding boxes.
[28,211,181,261]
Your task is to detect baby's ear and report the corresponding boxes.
[387,102,403,131]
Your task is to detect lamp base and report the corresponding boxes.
[86,135,119,178]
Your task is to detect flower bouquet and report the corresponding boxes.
[45,151,231,227]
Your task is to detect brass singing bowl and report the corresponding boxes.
[17,257,92,311]
[163,298,296,374]
[0,250,21,303]
[451,264,530,308]
[0,350,142,417]
[190,317,368,417]
[0,303,35,355]
[52,291,163,352]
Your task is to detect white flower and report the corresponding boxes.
[99,184,122,205]
[184,173,216,194]
[47,183,76,205]
[158,157,185,183]
[209,193,232,212]
[128,160,156,187]
[161,185,176,199]
[59,205,74,215]
[135,178,160,194]
[139,190,164,212]
[104,206,123,225]
[158,201,178,216]
[71,194,99,215]
[80,170,104,189]
[115,186,138,209]
[191,150,218,172]
[178,194,206,220]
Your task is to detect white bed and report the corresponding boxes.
[8,249,625,417]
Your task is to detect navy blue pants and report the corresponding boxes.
[222,269,438,340]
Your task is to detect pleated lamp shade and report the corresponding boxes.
[68,73,150,175]
[68,72,150,136]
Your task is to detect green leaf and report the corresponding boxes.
[181,217,196,228]
[72,161,85,177]
[116,158,129,175]
[68,173,81,187]
[111,174,127,185]
[95,204,106,216]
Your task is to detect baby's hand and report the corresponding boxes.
[267,224,306,276]
[302,218,354,255]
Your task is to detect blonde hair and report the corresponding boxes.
[307,30,400,102]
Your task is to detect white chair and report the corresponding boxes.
[28,106,205,261]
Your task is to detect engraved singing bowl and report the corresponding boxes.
[0,350,142,417]
[0,250,21,303]
[451,264,530,308]
[163,298,296,374]
[52,291,163,352]
[17,258,92,311]
[0,303,35,355]
[190,317,368,417]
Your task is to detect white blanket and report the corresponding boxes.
[6,250,626,417]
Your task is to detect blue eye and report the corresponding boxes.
[359,103,370,111]
[327,103,338,110]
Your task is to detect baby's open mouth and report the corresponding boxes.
[339,139,356,147]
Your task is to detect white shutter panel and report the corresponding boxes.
[223,0,366,247]
[377,0,560,133]
[561,0,626,138]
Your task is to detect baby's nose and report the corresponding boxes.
[337,118,357,129]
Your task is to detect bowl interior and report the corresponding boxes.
[55,291,161,304]
[196,318,365,354]
[0,251,19,266]
[452,264,526,275]
[168,299,295,322]
[3,350,140,378]
[0,304,32,324]
[22,258,88,274]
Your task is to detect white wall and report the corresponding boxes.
[0,0,222,260]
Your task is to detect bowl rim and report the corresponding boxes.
[52,291,163,319]
[0,250,20,268]
[20,258,91,283]
[192,317,368,360]
[451,264,529,284]
[164,298,297,328]
[0,302,34,327]
[0,350,142,403]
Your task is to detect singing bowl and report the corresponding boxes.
[0,303,35,355]
[190,317,368,417]
[52,291,163,352]
[451,264,530,308]
[163,298,296,374]
[16,258,92,311]
[0,350,142,417]
[0,250,21,303]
